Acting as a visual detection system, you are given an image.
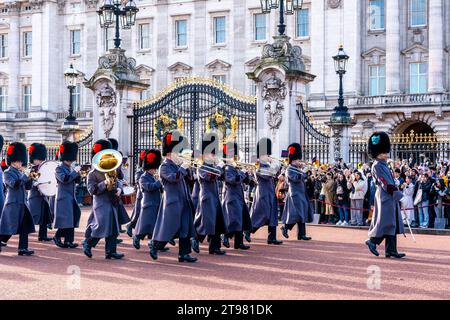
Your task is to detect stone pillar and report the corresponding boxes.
[155,1,169,90]
[385,0,401,94]
[428,0,444,93]
[247,36,315,158]
[6,1,20,111]
[30,0,44,111]
[85,49,148,180]
[328,124,355,164]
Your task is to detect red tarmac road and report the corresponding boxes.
[0,207,449,300]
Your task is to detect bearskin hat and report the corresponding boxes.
[1,159,8,171]
[223,142,238,160]
[162,130,185,156]
[368,132,390,159]
[59,141,78,162]
[257,138,272,158]
[92,139,112,159]
[108,138,119,151]
[6,142,28,166]
[201,132,219,156]
[143,149,162,171]
[29,143,47,163]
[287,143,302,163]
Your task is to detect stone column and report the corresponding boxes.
[155,0,169,90]
[6,1,20,111]
[30,0,44,111]
[385,0,401,94]
[428,0,444,93]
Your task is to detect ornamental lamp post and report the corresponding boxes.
[330,45,351,123]
[97,0,139,49]
[259,0,303,36]
[64,64,79,125]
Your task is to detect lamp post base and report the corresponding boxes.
[326,107,356,163]
[58,121,82,142]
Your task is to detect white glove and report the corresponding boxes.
[33,181,39,187]
[181,162,191,170]
[73,165,81,173]
[116,188,122,197]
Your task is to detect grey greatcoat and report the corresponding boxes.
[135,172,162,237]
[194,163,227,237]
[221,164,252,233]
[130,169,144,224]
[86,169,124,238]
[282,165,313,225]
[192,178,200,212]
[0,167,35,235]
[250,161,278,229]
[53,163,81,229]
[152,159,195,242]
[0,167,4,219]
[369,160,405,238]
[28,165,51,225]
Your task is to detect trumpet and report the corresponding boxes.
[21,165,41,181]
[269,156,289,168]
[234,161,258,170]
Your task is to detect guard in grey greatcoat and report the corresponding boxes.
[127,150,148,237]
[46,149,60,227]
[133,149,163,251]
[108,138,130,231]
[365,132,406,259]
[221,142,251,250]
[250,138,283,245]
[0,142,35,256]
[0,136,5,220]
[150,131,197,263]
[194,133,227,255]
[53,141,81,249]
[27,143,53,242]
[280,143,313,241]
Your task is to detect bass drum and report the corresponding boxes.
[37,160,59,197]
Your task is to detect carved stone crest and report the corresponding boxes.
[96,84,117,138]
[328,0,342,9]
[262,73,287,134]
[261,36,305,72]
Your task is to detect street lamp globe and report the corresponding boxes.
[270,0,280,9]
[293,0,303,10]
[124,0,139,28]
[333,45,350,74]
[260,0,271,13]
[99,0,115,27]
[64,64,79,89]
[285,0,294,15]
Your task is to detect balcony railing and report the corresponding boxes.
[352,93,450,107]
[55,111,92,120]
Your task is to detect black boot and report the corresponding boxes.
[149,241,158,260]
[297,223,312,240]
[133,236,141,250]
[281,226,289,239]
[209,249,226,255]
[106,252,125,260]
[267,226,283,245]
[126,224,133,238]
[385,236,406,259]
[178,254,197,263]
[169,239,176,246]
[116,238,123,244]
[0,241,7,247]
[82,240,92,258]
[53,237,65,248]
[191,238,200,253]
[222,235,230,248]
[365,239,379,257]
[65,242,79,249]
[244,231,252,243]
[18,249,34,256]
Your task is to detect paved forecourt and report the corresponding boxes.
[0,207,449,300]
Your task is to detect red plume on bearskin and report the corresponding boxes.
[7,145,14,156]
[165,133,172,146]
[29,145,35,155]
[140,151,146,161]
[93,143,102,154]
[59,144,65,154]
[288,146,295,155]
[146,152,156,163]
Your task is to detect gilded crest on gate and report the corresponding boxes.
[205,112,238,143]
[154,113,184,145]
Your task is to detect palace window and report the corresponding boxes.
[410,0,427,27]
[369,0,385,30]
[71,84,81,112]
[410,62,427,94]
[140,86,152,100]
[139,23,151,50]
[23,32,32,57]
[254,14,266,41]
[0,87,7,111]
[105,28,114,52]
[296,9,309,37]
[175,20,188,48]
[0,34,7,58]
[70,30,81,55]
[212,75,226,84]
[213,16,226,45]
[369,65,386,96]
[22,85,32,111]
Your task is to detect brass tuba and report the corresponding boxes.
[92,149,123,191]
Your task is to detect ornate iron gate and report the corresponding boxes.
[131,77,257,180]
[297,103,330,163]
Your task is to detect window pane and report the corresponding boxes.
[296,9,309,37]
[419,74,427,93]
[369,0,385,30]
[214,17,226,44]
[140,24,150,49]
[254,14,266,41]
[411,0,427,26]
[176,20,187,47]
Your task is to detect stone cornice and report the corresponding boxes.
[5,1,21,15]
